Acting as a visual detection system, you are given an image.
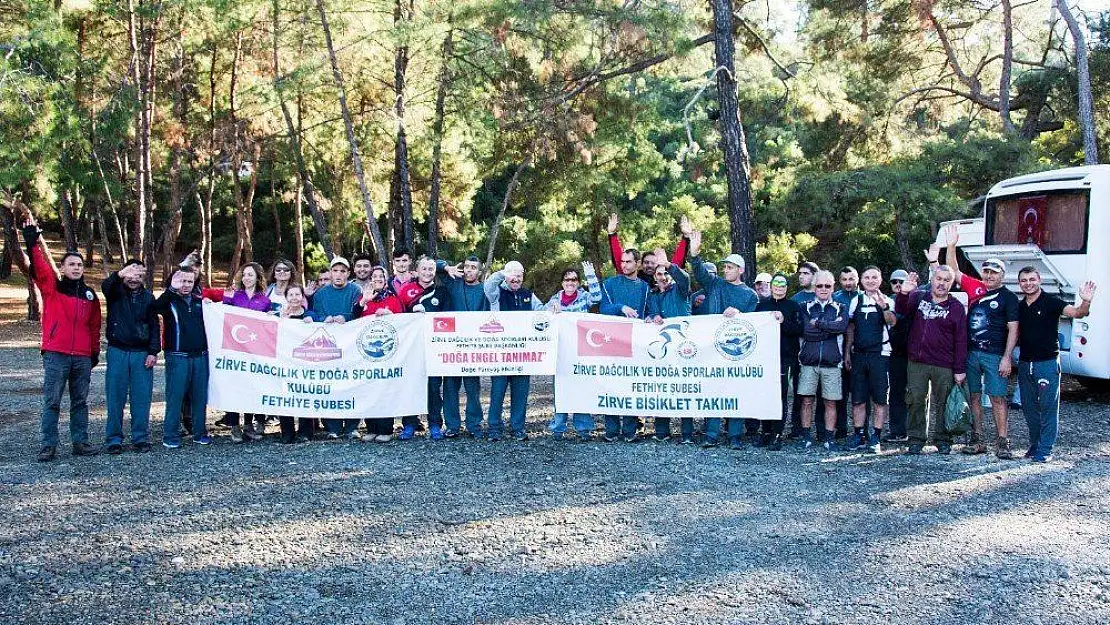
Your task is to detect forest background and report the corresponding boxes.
[1,0,1107,307]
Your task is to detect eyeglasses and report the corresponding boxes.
[815,284,834,289]
[890,279,904,285]
[563,277,580,282]
[275,267,291,273]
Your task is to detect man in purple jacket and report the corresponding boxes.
[895,266,967,455]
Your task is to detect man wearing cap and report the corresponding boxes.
[484,260,545,441]
[941,227,1019,458]
[310,256,364,438]
[885,268,912,443]
[1015,267,1096,462]
[688,231,760,448]
[753,272,773,300]
[438,255,490,438]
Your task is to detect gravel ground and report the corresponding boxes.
[3,284,1110,624]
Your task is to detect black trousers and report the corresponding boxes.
[279,417,315,442]
[887,355,909,437]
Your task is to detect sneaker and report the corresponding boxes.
[906,444,924,455]
[243,425,262,441]
[106,443,124,455]
[430,426,445,441]
[133,442,152,453]
[577,432,593,443]
[622,434,639,443]
[229,426,244,444]
[801,432,814,449]
[883,434,908,444]
[443,429,459,439]
[729,436,745,450]
[1024,447,1037,459]
[162,440,182,449]
[399,425,416,441]
[846,433,864,451]
[995,437,1015,460]
[324,431,340,440]
[488,433,502,442]
[194,435,212,446]
[866,433,881,454]
[72,442,101,456]
[511,431,529,442]
[767,435,783,452]
[603,434,619,442]
[1032,454,1053,463]
[963,433,987,455]
[702,437,719,449]
[756,434,772,448]
[295,435,311,444]
[680,436,695,445]
[652,434,669,443]
[374,434,393,443]
[345,431,364,442]
[822,439,840,452]
[936,442,953,455]
[37,446,56,462]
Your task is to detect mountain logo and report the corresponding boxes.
[292,328,343,362]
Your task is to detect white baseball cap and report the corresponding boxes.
[754,272,773,284]
[981,258,1006,273]
[330,256,351,269]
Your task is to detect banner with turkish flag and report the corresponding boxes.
[423,311,556,376]
[576,318,634,358]
[222,313,279,358]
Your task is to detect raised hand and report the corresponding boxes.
[689,230,703,257]
[943,223,960,247]
[445,263,463,279]
[870,291,887,308]
[679,215,693,237]
[180,250,199,268]
[581,260,595,275]
[607,213,619,235]
[653,247,669,267]
[902,272,920,293]
[1080,281,1097,302]
[924,242,940,264]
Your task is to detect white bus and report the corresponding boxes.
[937,165,1108,389]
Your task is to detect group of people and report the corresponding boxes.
[22,211,1095,465]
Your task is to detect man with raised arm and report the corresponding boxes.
[606,213,691,285]
[599,241,651,443]
[437,255,490,438]
[483,260,545,441]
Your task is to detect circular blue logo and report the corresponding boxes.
[714,319,758,361]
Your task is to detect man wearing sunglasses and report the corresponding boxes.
[886,269,912,443]
[797,271,850,450]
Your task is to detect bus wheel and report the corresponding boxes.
[1076,376,1110,393]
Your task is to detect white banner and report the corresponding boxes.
[424,311,557,376]
[554,312,782,420]
[204,304,427,418]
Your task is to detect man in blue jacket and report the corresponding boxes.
[687,231,759,448]
[798,270,851,451]
[102,260,161,454]
[484,261,546,441]
[438,256,490,437]
[599,247,650,442]
[153,267,212,449]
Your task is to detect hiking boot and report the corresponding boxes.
[106,443,124,455]
[622,434,639,443]
[866,433,881,454]
[680,436,695,445]
[37,446,56,462]
[72,442,101,457]
[801,432,814,450]
[133,442,152,453]
[603,434,619,442]
[1032,454,1053,463]
[229,426,244,444]
[767,435,783,451]
[822,439,840,452]
[995,437,1015,460]
[936,442,953,455]
[883,434,908,444]
[651,434,669,443]
[963,432,987,455]
[443,429,459,439]
[906,444,924,455]
[846,432,865,451]
[374,434,393,443]
[243,423,262,441]
[701,437,719,449]
[162,440,181,450]
[511,431,529,442]
[194,435,212,446]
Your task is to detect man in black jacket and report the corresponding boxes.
[102,260,161,454]
[153,267,211,449]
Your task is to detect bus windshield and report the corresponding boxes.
[985,190,1089,254]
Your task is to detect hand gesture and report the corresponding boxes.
[1079,281,1097,302]
[943,223,960,247]
[772,311,783,322]
[924,243,940,264]
[304,281,317,296]
[21,210,37,229]
[445,263,463,279]
[723,306,739,318]
[652,315,664,325]
[689,230,703,257]
[180,249,199,268]
[869,291,887,308]
[679,215,693,237]
[607,213,619,235]
[902,272,920,293]
[170,271,186,292]
[581,260,595,276]
[653,247,669,268]
[621,305,639,319]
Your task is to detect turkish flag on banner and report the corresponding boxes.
[1018,195,1048,247]
[432,316,456,332]
[577,319,633,358]
[222,313,279,358]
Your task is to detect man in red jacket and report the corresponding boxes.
[22,213,102,462]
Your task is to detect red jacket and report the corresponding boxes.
[360,293,404,316]
[30,243,101,357]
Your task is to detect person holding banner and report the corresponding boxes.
[265,259,298,314]
[484,261,545,441]
[399,258,453,441]
[438,256,491,438]
[644,249,692,442]
[278,284,317,443]
[797,270,850,451]
[688,230,760,449]
[310,256,365,440]
[690,262,716,315]
[754,273,804,450]
[359,266,404,442]
[599,246,650,442]
[222,262,271,443]
[154,267,212,449]
[546,261,602,441]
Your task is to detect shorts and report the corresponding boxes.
[967,350,1008,397]
[850,352,890,405]
[798,365,842,401]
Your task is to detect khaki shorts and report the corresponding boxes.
[798,365,843,401]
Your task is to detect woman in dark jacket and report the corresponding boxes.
[754,273,804,449]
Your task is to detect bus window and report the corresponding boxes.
[987,191,1088,253]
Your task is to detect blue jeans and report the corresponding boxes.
[604,415,639,439]
[705,417,743,442]
[325,418,359,435]
[489,375,529,436]
[550,412,594,436]
[105,347,154,445]
[41,352,92,448]
[163,353,209,445]
[652,417,695,438]
[444,376,483,433]
[1018,359,1061,457]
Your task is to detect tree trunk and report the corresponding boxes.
[709,0,756,282]
[200,46,218,285]
[999,0,1016,133]
[315,0,387,263]
[389,0,415,253]
[162,13,189,282]
[95,203,113,265]
[484,158,529,272]
[274,0,334,260]
[229,31,247,280]
[427,25,453,258]
[293,180,305,284]
[1057,0,1099,164]
[60,188,78,250]
[127,0,158,281]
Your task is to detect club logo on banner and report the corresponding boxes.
[555,312,781,420]
[205,303,427,419]
[425,311,557,377]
